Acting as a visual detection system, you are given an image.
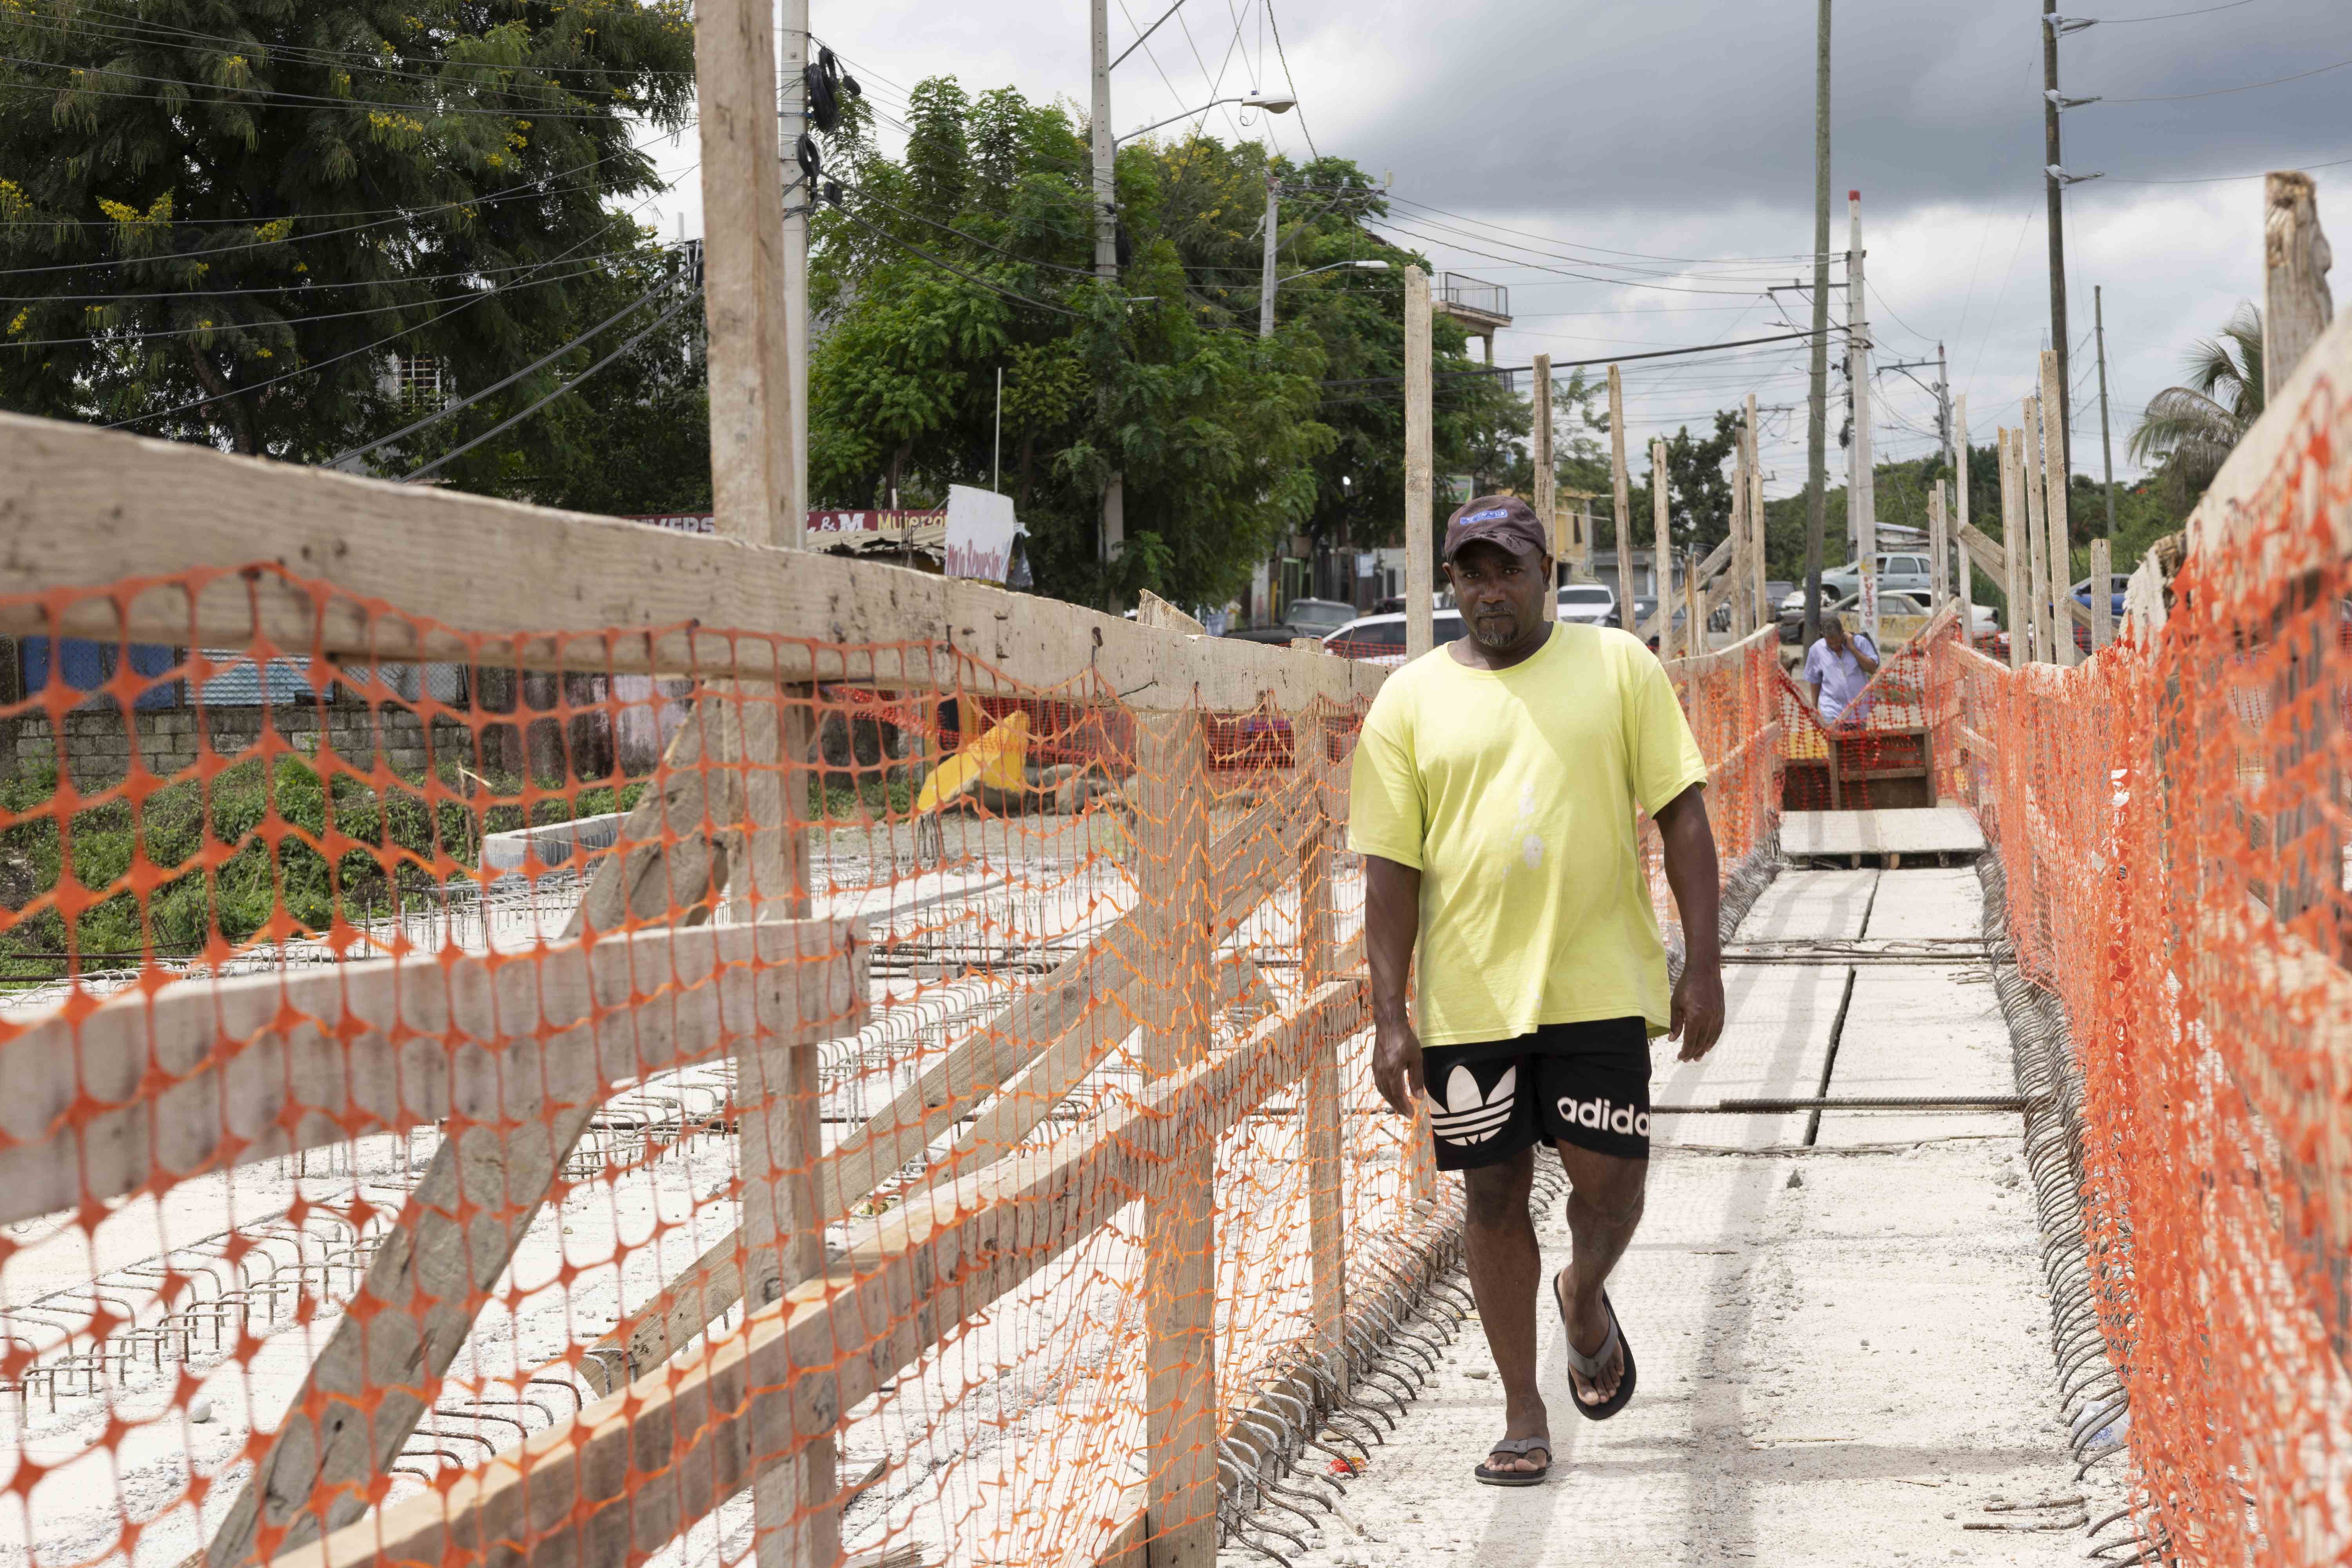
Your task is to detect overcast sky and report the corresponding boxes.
[652,0,2350,501]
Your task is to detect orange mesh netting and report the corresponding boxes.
[1932,372,2352,1560]
[0,580,1778,1568]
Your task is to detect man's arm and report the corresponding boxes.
[1851,637,1882,676]
[1654,785,1725,1063]
[1808,677,1824,712]
[1363,853,1425,1114]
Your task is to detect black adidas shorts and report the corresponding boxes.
[1421,1017,1653,1168]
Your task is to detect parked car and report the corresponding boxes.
[1764,580,1797,611]
[1226,597,1359,644]
[1777,589,1996,646]
[1557,583,1617,627]
[1322,610,1467,666]
[1777,553,1935,617]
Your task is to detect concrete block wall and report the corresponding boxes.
[10,704,488,785]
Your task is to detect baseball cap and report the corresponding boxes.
[1443,495,1550,562]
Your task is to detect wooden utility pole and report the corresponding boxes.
[1651,437,1673,659]
[1929,484,1948,621]
[1533,352,1557,620]
[1608,363,1631,586]
[1091,0,1123,563]
[1405,266,1435,660]
[2091,287,2116,651]
[2042,0,2074,479]
[2263,170,2335,399]
[2038,350,2076,666]
[1745,394,1767,635]
[1802,0,1833,645]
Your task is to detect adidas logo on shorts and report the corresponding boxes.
[1428,1065,1515,1146]
[1556,1094,1650,1139]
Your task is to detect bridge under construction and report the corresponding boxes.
[0,36,2346,1568]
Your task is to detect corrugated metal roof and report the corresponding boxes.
[195,650,318,707]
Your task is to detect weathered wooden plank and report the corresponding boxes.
[1132,711,1218,1568]
[194,918,865,1568]
[1298,742,1345,1377]
[0,412,1383,712]
[269,978,1369,1568]
[2262,170,2334,402]
[0,920,862,1231]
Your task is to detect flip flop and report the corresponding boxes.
[1555,1273,1638,1421]
[1473,1434,1552,1487]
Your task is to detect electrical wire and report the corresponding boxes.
[1,244,661,301]
[1263,0,1318,162]
[828,206,1082,317]
[2081,0,2251,17]
[401,288,697,481]
[328,276,683,466]
[2104,150,2352,183]
[0,49,678,118]
[1372,202,1812,283]
[1365,217,1788,297]
[1319,328,1827,388]
[1378,192,1824,267]
[829,184,1096,275]
[2095,47,2352,101]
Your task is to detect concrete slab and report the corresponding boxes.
[1734,869,1877,942]
[1857,867,1985,941]
[1814,966,2016,1147]
[1654,965,1846,1149]
[1783,807,1987,860]
[1263,1142,2098,1568]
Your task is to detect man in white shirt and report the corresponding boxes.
[1804,614,1880,724]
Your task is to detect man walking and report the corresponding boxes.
[1804,612,1880,724]
[1348,496,1726,1485]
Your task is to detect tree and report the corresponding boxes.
[0,0,693,458]
[1660,412,1740,556]
[2128,301,2264,506]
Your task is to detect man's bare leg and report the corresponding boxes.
[1461,1146,1548,1472]
[1553,1140,1648,1407]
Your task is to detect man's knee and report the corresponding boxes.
[1561,1149,1648,1227]
[1462,1151,1535,1228]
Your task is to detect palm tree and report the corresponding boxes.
[2127,303,2264,497]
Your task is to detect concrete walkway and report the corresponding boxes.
[1251,868,2103,1568]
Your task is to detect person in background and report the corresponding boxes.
[1804,612,1880,724]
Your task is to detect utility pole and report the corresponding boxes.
[1090,0,1123,565]
[782,0,808,544]
[1849,190,1877,647]
[1802,0,1833,646]
[1258,171,1280,338]
[2042,0,2073,479]
[1938,340,1954,602]
[1533,353,1557,619]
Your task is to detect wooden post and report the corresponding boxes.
[1999,427,2029,671]
[2089,535,2114,652]
[1651,438,1673,659]
[2263,171,2335,401]
[1928,484,1948,611]
[1608,364,1630,589]
[697,0,799,547]
[1956,394,1976,643]
[1744,393,1766,637]
[1405,266,1435,661]
[2038,351,2077,666]
[1533,353,1557,619]
[736,973,837,1568]
[2019,395,2048,664]
[1297,724,1345,1386]
[1133,712,1218,1568]
[1727,417,1751,636]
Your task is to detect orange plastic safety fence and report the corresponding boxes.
[1930,370,2352,1561]
[1777,615,1949,813]
[0,579,1777,1568]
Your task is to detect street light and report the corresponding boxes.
[1278,259,1389,288]
[1117,89,1297,144]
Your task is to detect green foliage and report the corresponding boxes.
[804,82,1501,608]
[0,0,694,460]
[2128,301,2263,509]
[0,756,641,976]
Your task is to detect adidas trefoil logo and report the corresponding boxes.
[1427,1064,1515,1145]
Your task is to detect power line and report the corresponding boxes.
[403,289,699,481]
[1379,192,1822,268]
[1319,328,1828,388]
[2105,150,2352,183]
[0,49,680,118]
[2096,47,2352,102]
[0,245,661,302]
[828,206,1082,316]
[831,184,1096,275]
[1264,0,1318,162]
[330,276,686,467]
[2081,0,2251,18]
[1365,217,1785,297]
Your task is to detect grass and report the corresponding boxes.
[0,754,646,978]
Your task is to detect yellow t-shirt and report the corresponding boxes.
[1346,624,1709,1046]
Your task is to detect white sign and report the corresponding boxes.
[944,485,1026,582]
